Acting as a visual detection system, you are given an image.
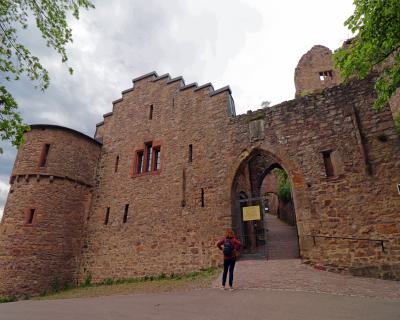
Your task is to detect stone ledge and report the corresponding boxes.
[10,173,94,188]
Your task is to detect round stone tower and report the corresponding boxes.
[0,125,101,297]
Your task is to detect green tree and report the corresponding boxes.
[0,0,94,153]
[333,0,400,111]
[272,168,291,203]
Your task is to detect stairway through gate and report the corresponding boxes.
[266,214,299,259]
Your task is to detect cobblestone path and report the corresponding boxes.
[213,259,400,300]
[213,216,400,300]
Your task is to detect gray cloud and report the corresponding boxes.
[0,0,262,216]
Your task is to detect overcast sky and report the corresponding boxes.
[0,0,355,217]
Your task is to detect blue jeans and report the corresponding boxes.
[222,258,236,287]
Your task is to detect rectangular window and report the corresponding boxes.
[189,144,193,163]
[136,151,144,174]
[39,144,51,167]
[154,147,161,171]
[322,151,335,177]
[149,104,153,120]
[145,143,153,172]
[123,204,129,223]
[27,209,35,224]
[201,188,205,207]
[133,142,162,176]
[105,207,110,225]
[115,156,119,173]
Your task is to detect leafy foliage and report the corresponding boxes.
[261,100,271,108]
[0,86,29,153]
[0,0,94,152]
[333,0,400,110]
[272,168,291,203]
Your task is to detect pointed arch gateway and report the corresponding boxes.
[230,147,303,259]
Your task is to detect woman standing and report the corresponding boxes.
[216,229,241,291]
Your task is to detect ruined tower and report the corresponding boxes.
[294,45,342,97]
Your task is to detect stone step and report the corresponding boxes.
[265,214,299,259]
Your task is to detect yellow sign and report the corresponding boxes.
[242,206,261,221]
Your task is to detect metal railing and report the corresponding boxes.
[305,234,389,252]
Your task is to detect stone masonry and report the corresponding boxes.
[0,45,399,297]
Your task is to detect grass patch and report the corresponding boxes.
[0,296,17,304]
[34,267,221,301]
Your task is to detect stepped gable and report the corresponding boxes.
[95,71,233,129]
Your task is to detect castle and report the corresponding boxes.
[1,45,399,297]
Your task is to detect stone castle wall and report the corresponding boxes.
[232,76,400,278]
[0,126,101,296]
[79,73,237,283]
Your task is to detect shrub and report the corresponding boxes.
[83,274,92,287]
[0,296,17,303]
[272,168,292,203]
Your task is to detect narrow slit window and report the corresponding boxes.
[149,104,153,120]
[154,147,161,171]
[322,151,335,177]
[123,204,129,223]
[189,144,193,163]
[39,144,51,167]
[136,151,144,174]
[145,143,153,172]
[105,207,110,225]
[201,188,204,207]
[27,209,35,224]
[115,156,119,173]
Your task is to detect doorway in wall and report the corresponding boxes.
[231,149,300,259]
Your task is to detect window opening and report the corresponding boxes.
[134,142,162,175]
[39,144,51,167]
[136,151,144,174]
[322,151,335,177]
[145,143,153,172]
[201,188,204,207]
[189,144,193,163]
[105,207,110,225]
[319,70,333,81]
[27,209,35,224]
[115,156,119,173]
[123,204,129,223]
[154,147,161,171]
[149,104,153,120]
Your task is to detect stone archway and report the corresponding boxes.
[230,147,302,259]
